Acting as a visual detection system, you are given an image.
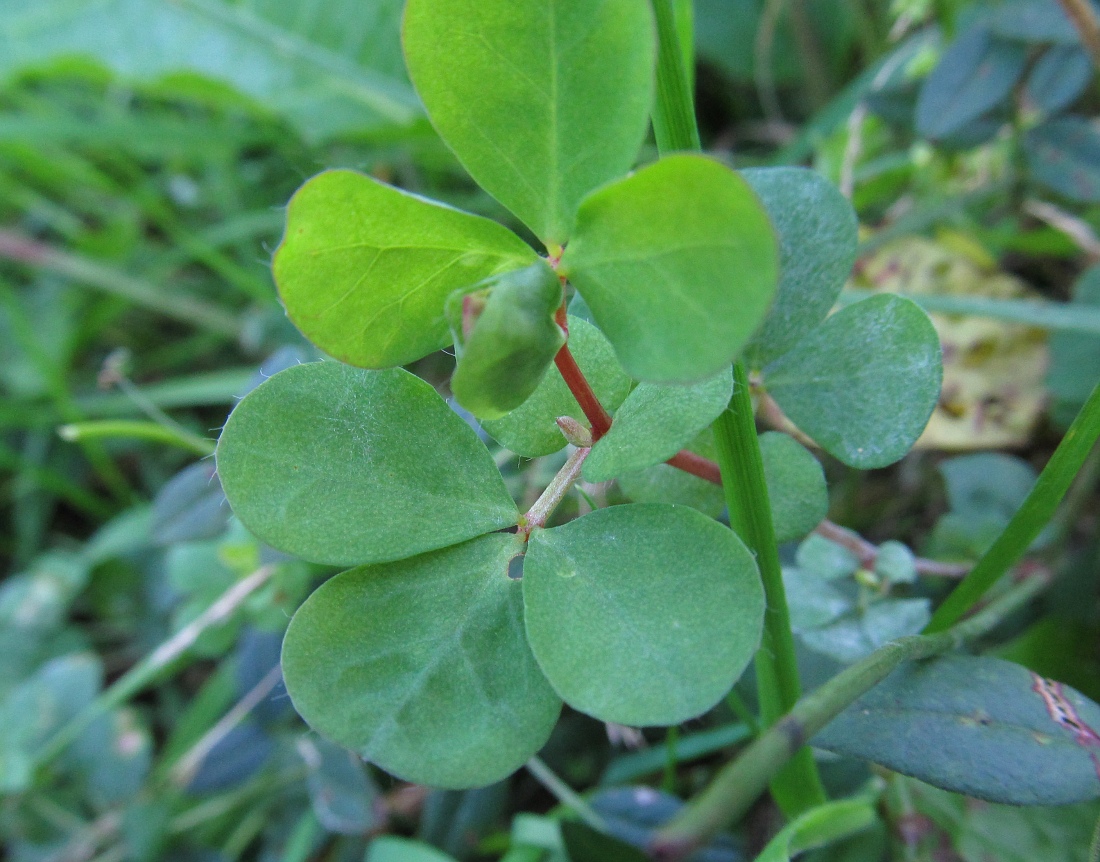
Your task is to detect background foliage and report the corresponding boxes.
[2,0,1100,860]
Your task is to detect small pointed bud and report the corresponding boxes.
[556,416,592,448]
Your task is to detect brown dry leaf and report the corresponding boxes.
[853,234,1048,450]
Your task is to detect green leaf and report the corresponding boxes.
[1026,116,1100,204]
[1025,46,1092,117]
[273,170,537,369]
[755,800,876,862]
[561,154,778,383]
[583,368,732,482]
[0,653,102,793]
[763,295,942,469]
[784,568,851,632]
[282,534,561,789]
[483,317,632,457]
[795,534,861,581]
[0,0,421,142]
[915,25,1027,140]
[910,782,1100,862]
[874,541,917,584]
[939,453,1037,523]
[299,737,378,835]
[815,655,1100,804]
[402,0,656,244]
[523,504,763,726]
[800,598,930,664]
[367,836,458,862]
[1049,266,1100,421]
[217,362,517,567]
[617,430,726,518]
[986,0,1080,43]
[450,262,565,421]
[760,432,828,544]
[741,168,859,368]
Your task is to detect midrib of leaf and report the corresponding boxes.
[547,0,561,238]
[362,568,515,758]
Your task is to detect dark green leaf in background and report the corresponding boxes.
[561,154,778,382]
[559,821,649,862]
[483,317,632,457]
[217,363,517,566]
[282,534,561,789]
[274,170,537,369]
[300,737,378,835]
[815,654,1100,804]
[1025,46,1092,116]
[741,167,859,368]
[915,25,1027,140]
[450,261,565,420]
[1025,116,1100,203]
[986,0,1080,43]
[759,431,829,544]
[523,504,763,726]
[764,294,943,469]
[1048,266,1100,424]
[582,368,732,482]
[403,0,656,245]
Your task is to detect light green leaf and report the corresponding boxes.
[741,167,859,368]
[217,362,517,567]
[274,170,537,369]
[617,430,726,517]
[815,655,1100,805]
[760,431,828,544]
[367,836,458,862]
[763,295,942,469]
[755,800,876,862]
[403,0,656,244]
[583,368,732,482]
[450,262,565,420]
[282,534,561,789]
[523,504,763,726]
[0,0,420,141]
[561,154,778,382]
[784,569,851,632]
[795,534,861,581]
[483,317,632,457]
[875,541,916,584]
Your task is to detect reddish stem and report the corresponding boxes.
[543,327,970,580]
[665,449,722,483]
[553,306,613,441]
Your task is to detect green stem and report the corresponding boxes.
[714,369,826,814]
[520,447,590,537]
[650,0,701,153]
[58,420,215,458]
[650,573,1049,861]
[648,0,824,815]
[0,229,240,337]
[925,380,1100,632]
[526,756,606,830]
